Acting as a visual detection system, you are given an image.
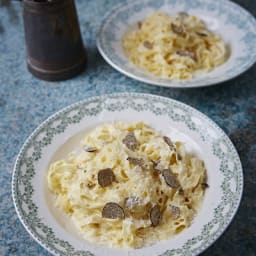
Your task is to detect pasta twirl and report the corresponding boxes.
[47,122,208,248]
[122,12,228,79]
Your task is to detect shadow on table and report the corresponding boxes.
[72,45,112,81]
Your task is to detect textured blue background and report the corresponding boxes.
[0,0,255,255]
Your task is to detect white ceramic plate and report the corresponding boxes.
[97,0,256,88]
[12,93,243,256]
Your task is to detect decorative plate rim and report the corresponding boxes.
[96,0,256,88]
[12,93,244,256]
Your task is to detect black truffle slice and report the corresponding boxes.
[122,132,138,151]
[127,157,144,167]
[151,160,164,173]
[171,23,184,35]
[201,182,209,189]
[162,169,180,188]
[98,168,115,187]
[151,160,159,168]
[196,32,208,37]
[201,173,209,189]
[177,153,182,161]
[178,12,189,18]
[102,202,125,219]
[84,146,98,152]
[169,204,180,220]
[163,136,176,150]
[150,205,161,227]
[178,187,185,195]
[176,50,196,61]
[143,40,154,49]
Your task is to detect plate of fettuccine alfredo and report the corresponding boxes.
[12,93,243,256]
[97,0,256,88]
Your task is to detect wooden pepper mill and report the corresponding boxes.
[23,0,86,81]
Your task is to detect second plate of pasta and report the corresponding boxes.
[97,0,256,88]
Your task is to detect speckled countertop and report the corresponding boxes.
[0,0,255,255]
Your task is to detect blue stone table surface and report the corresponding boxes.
[0,0,255,255]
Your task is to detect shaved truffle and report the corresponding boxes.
[171,23,184,35]
[143,40,154,49]
[127,157,144,166]
[98,168,115,187]
[201,182,209,189]
[150,205,161,227]
[162,169,180,188]
[196,32,208,37]
[163,136,176,151]
[102,202,125,219]
[201,174,209,189]
[176,50,196,61]
[177,153,182,161]
[84,146,98,152]
[151,160,159,168]
[178,187,185,195]
[178,12,189,18]
[122,132,138,151]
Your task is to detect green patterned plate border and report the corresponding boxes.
[12,93,243,256]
